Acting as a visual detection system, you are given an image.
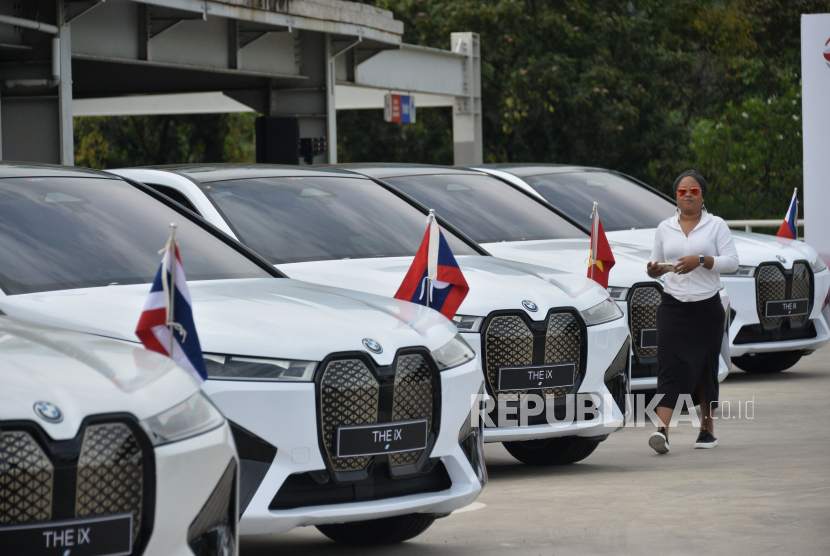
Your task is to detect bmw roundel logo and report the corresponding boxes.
[777,255,787,263]
[522,300,538,312]
[33,401,63,423]
[362,338,383,354]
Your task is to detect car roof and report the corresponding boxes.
[331,163,489,179]
[477,164,608,177]
[130,164,362,184]
[0,161,116,179]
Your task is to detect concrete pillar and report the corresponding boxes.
[58,15,74,165]
[325,33,337,164]
[451,32,482,166]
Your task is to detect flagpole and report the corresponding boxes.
[590,202,598,283]
[167,223,178,357]
[794,187,798,241]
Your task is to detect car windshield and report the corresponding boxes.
[202,176,479,264]
[0,176,271,295]
[523,171,676,231]
[383,174,586,243]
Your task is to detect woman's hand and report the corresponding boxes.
[646,261,670,278]
[674,256,701,275]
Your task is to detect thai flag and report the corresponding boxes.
[776,188,798,240]
[394,211,469,319]
[135,230,208,383]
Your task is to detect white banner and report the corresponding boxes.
[802,14,830,265]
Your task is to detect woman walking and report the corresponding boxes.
[646,170,738,454]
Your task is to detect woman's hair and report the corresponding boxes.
[673,169,708,199]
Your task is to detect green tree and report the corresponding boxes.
[691,75,802,219]
[74,113,257,169]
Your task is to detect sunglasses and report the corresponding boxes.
[676,187,701,197]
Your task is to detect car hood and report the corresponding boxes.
[0,317,199,440]
[607,229,821,269]
[278,255,610,318]
[0,278,457,367]
[480,238,656,290]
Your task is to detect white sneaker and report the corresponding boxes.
[649,429,670,454]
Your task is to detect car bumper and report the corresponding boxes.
[630,351,730,391]
[724,269,830,357]
[202,359,485,537]
[462,316,630,443]
[144,422,239,556]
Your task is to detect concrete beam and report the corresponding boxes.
[353,43,467,96]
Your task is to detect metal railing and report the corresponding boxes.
[724,220,803,233]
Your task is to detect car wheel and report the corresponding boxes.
[315,513,436,545]
[732,352,803,374]
[503,437,600,465]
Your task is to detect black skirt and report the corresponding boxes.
[656,291,724,410]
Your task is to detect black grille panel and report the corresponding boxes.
[483,311,583,402]
[0,418,153,555]
[76,424,144,542]
[317,351,439,477]
[755,262,813,329]
[629,286,661,359]
[0,432,53,524]
[319,360,379,473]
[390,355,433,467]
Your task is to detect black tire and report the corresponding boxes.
[732,352,803,374]
[503,436,601,465]
[315,513,436,545]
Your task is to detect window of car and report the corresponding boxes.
[0,176,272,295]
[523,172,676,232]
[201,176,480,264]
[383,174,586,243]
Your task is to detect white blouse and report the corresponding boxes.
[649,211,739,302]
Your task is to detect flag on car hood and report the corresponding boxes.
[776,188,798,240]
[394,211,469,319]
[136,225,208,383]
[587,202,615,289]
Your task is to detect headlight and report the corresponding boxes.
[810,255,828,273]
[432,334,476,370]
[140,392,225,446]
[203,354,316,381]
[722,265,756,277]
[580,299,623,326]
[452,314,483,333]
[607,287,629,300]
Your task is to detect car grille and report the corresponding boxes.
[0,432,53,524]
[482,311,584,402]
[756,262,812,329]
[628,285,661,360]
[75,423,144,541]
[317,351,438,476]
[0,419,153,553]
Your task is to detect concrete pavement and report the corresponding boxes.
[243,343,830,555]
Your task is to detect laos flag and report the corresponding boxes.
[394,211,469,319]
[776,188,798,240]
[136,227,208,383]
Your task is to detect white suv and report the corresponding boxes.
[476,164,830,373]
[0,316,237,556]
[113,165,632,466]
[0,163,484,545]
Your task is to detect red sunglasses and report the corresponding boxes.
[676,187,701,197]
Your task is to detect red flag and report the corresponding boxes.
[587,203,615,289]
[394,211,469,319]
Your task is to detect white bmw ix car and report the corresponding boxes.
[323,165,731,391]
[0,163,485,546]
[0,315,237,556]
[113,165,631,466]
[476,164,830,374]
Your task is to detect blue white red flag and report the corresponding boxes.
[394,211,469,320]
[136,226,208,383]
[777,188,798,240]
